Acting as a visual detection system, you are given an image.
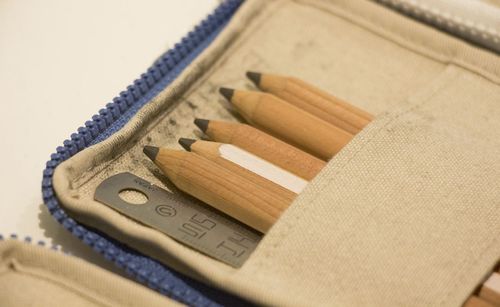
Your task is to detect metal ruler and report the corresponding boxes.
[94,172,262,268]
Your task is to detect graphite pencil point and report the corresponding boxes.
[143,146,159,161]
[194,118,209,133]
[246,71,261,86]
[219,87,234,102]
[178,138,196,151]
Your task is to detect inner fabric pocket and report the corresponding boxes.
[234,65,500,306]
[51,0,500,305]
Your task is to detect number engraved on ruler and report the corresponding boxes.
[94,172,262,267]
[179,213,217,239]
[216,231,257,258]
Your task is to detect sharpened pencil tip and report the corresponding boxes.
[178,138,196,151]
[246,71,261,86]
[194,118,209,133]
[143,146,159,161]
[219,87,234,101]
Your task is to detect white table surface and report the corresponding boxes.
[0,0,218,269]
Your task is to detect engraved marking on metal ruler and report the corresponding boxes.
[94,172,262,268]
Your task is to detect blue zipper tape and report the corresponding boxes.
[41,1,252,306]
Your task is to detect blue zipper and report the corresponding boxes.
[41,1,251,306]
[0,234,68,253]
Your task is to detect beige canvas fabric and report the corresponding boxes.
[53,0,500,305]
[374,0,500,54]
[0,240,180,307]
[480,0,500,8]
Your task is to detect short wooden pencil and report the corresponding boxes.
[179,138,307,195]
[464,296,495,307]
[479,272,500,305]
[247,72,373,134]
[220,88,352,160]
[143,146,288,233]
[194,119,325,180]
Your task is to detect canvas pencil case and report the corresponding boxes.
[0,236,182,306]
[45,0,500,305]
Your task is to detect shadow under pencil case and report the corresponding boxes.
[44,0,500,305]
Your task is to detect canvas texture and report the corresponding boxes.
[374,0,500,54]
[0,240,179,307]
[53,0,500,305]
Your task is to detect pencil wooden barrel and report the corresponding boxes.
[195,119,325,180]
[478,272,500,305]
[144,147,288,233]
[225,89,353,160]
[248,72,373,134]
[181,138,304,198]
[463,296,495,307]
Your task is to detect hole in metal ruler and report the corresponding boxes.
[118,188,148,205]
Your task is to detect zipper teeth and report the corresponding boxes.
[0,234,67,252]
[41,1,243,306]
